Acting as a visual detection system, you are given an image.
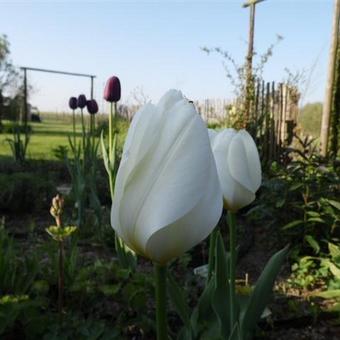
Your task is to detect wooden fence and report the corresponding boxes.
[192,82,300,164]
[249,81,300,164]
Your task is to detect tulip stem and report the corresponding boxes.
[80,108,86,153]
[72,109,76,146]
[58,239,64,325]
[227,211,237,330]
[208,227,218,281]
[154,263,167,340]
[109,102,115,160]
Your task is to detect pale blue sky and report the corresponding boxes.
[0,0,333,112]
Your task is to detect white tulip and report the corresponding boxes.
[209,128,262,212]
[111,90,223,264]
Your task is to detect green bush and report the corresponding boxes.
[298,102,322,138]
[0,172,54,213]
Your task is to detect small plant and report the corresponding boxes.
[46,194,77,323]
[5,123,31,163]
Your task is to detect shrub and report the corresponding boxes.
[0,172,54,213]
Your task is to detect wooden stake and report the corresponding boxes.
[320,0,340,157]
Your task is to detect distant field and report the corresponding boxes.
[0,113,129,160]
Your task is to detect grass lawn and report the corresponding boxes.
[0,113,129,160]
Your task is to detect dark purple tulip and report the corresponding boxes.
[68,97,78,110]
[77,94,87,109]
[86,99,98,115]
[104,76,121,102]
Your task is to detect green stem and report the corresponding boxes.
[72,109,76,146]
[109,103,113,160]
[58,240,64,325]
[154,263,168,340]
[208,227,218,281]
[80,108,86,153]
[227,211,237,330]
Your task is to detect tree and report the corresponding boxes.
[0,34,19,126]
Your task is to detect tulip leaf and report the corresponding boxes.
[228,322,242,340]
[115,236,136,271]
[167,272,191,330]
[211,231,230,338]
[240,245,289,338]
[190,277,217,338]
[110,133,117,171]
[100,131,110,175]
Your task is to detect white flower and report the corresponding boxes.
[111,90,223,264]
[209,128,261,212]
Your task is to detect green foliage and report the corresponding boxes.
[0,122,32,134]
[298,102,322,138]
[5,123,31,162]
[0,171,54,212]
[46,226,77,242]
[52,144,68,161]
[248,136,339,290]
[169,231,288,340]
[0,220,39,295]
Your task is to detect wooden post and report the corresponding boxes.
[320,0,340,156]
[23,67,28,128]
[242,0,266,126]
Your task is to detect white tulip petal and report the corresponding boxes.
[111,102,161,244]
[239,130,262,191]
[120,106,211,254]
[212,128,236,153]
[228,133,256,192]
[157,89,184,113]
[145,154,223,263]
[111,89,223,262]
[208,128,218,145]
[223,179,256,212]
[210,128,261,212]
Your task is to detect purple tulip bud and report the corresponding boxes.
[77,94,87,109]
[86,99,99,115]
[68,97,78,110]
[104,76,121,102]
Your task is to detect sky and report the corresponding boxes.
[0,0,334,113]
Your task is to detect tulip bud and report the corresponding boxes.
[111,89,222,264]
[209,128,262,212]
[86,99,98,115]
[68,97,78,110]
[104,76,121,102]
[77,94,87,109]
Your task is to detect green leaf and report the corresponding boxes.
[307,217,325,224]
[100,131,110,175]
[282,220,304,230]
[327,200,340,211]
[190,277,217,338]
[240,245,289,338]
[289,183,303,191]
[311,290,340,299]
[167,272,191,329]
[306,211,321,218]
[329,243,340,261]
[211,231,230,338]
[304,235,320,254]
[328,262,340,278]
